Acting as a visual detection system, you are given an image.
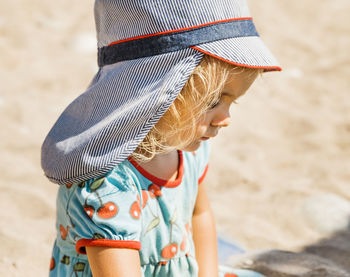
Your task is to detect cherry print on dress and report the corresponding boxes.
[161,243,178,259]
[141,190,148,208]
[59,224,69,240]
[130,200,141,219]
[148,183,162,197]
[161,209,179,259]
[97,201,118,219]
[130,190,149,219]
[82,177,118,219]
[83,205,95,219]
[65,183,73,189]
[50,257,55,271]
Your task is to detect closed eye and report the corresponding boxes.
[209,101,219,109]
[208,97,222,109]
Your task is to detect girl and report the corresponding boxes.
[42,0,281,276]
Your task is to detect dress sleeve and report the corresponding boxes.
[66,166,143,255]
[196,141,211,184]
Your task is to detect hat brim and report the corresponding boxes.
[193,36,282,72]
[42,49,203,184]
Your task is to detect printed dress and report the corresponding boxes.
[49,142,210,277]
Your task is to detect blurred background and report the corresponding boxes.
[0,0,349,275]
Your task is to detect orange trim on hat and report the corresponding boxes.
[76,239,141,254]
[191,46,282,71]
[108,17,253,46]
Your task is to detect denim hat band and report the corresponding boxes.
[98,18,258,66]
[41,0,281,185]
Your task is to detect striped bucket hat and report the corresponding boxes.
[41,0,281,185]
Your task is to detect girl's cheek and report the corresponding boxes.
[196,123,208,135]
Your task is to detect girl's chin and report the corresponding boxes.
[181,140,202,152]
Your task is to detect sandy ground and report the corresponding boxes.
[1,0,349,276]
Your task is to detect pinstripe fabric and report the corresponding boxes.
[41,0,281,185]
[95,0,251,47]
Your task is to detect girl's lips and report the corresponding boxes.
[201,137,210,141]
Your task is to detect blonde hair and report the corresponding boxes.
[131,55,261,162]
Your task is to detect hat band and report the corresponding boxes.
[98,18,258,67]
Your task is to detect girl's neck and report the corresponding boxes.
[137,150,179,181]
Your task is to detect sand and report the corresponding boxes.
[1,0,349,276]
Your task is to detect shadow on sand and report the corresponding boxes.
[227,230,350,277]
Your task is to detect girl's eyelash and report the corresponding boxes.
[209,101,220,109]
[209,99,238,109]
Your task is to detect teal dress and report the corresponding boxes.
[50,142,209,276]
[49,141,264,277]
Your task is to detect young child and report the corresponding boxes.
[42,0,281,276]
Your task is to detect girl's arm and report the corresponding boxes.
[192,184,219,277]
[86,246,141,277]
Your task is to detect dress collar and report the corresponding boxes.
[127,151,184,187]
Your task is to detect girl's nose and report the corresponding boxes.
[210,110,231,128]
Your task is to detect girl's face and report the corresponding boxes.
[177,70,258,152]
